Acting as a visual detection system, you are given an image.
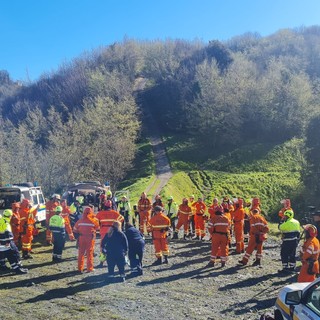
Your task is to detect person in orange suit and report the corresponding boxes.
[10,202,21,247]
[19,199,39,259]
[278,199,292,221]
[192,197,207,240]
[298,224,320,282]
[73,207,99,273]
[233,198,246,254]
[208,198,219,220]
[137,192,152,234]
[60,200,75,241]
[173,198,192,239]
[152,195,163,217]
[45,194,61,245]
[239,208,269,266]
[208,205,231,267]
[147,205,171,265]
[251,197,261,211]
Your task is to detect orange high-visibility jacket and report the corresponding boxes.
[148,213,170,239]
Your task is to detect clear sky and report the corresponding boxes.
[1,0,320,82]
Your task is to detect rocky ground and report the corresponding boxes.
[0,231,299,320]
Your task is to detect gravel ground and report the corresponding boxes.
[0,231,299,320]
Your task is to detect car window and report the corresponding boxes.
[32,194,38,205]
[305,284,320,316]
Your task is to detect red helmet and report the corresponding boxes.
[304,224,318,238]
[83,207,93,216]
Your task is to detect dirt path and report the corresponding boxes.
[143,108,172,198]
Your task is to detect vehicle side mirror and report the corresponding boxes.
[285,290,302,305]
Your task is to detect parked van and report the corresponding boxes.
[0,182,46,222]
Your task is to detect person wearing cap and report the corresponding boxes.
[278,209,301,273]
[137,192,152,234]
[45,194,61,245]
[208,205,231,267]
[96,200,124,267]
[173,198,192,240]
[188,195,196,237]
[10,202,21,247]
[117,196,131,230]
[238,208,269,267]
[0,209,28,274]
[298,224,320,282]
[19,199,39,259]
[192,197,207,240]
[60,200,75,241]
[73,207,100,273]
[147,205,171,265]
[102,221,128,282]
[164,196,178,235]
[49,206,66,262]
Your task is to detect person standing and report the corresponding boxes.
[0,209,28,274]
[137,192,152,234]
[73,207,99,273]
[147,206,171,265]
[101,221,128,282]
[173,198,192,240]
[19,199,39,259]
[49,206,66,262]
[208,205,231,267]
[45,194,61,245]
[69,199,83,229]
[278,209,301,272]
[10,202,21,247]
[278,199,292,221]
[238,208,269,266]
[192,197,207,240]
[60,200,75,241]
[164,196,178,235]
[125,223,145,276]
[188,195,196,237]
[233,198,246,254]
[117,196,131,230]
[298,224,320,282]
[152,195,163,217]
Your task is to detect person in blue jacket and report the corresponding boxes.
[125,223,145,276]
[101,221,128,282]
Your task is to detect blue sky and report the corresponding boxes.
[1,0,320,82]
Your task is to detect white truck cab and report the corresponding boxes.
[0,183,46,222]
[274,277,320,319]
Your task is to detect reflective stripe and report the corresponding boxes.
[213,222,229,227]
[78,223,95,227]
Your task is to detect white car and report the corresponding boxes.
[274,277,320,319]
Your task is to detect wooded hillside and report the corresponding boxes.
[1,26,320,204]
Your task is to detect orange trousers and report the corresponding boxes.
[139,211,150,233]
[46,229,53,243]
[234,222,245,254]
[298,260,319,282]
[194,214,205,237]
[78,236,95,272]
[153,237,169,258]
[211,233,229,263]
[176,216,189,233]
[241,234,263,264]
[12,226,20,246]
[21,225,34,253]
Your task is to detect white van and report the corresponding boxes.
[0,183,46,222]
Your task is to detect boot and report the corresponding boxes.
[192,235,198,240]
[152,257,162,266]
[15,267,28,274]
[252,259,261,266]
[163,256,168,264]
[238,260,247,266]
[221,261,226,267]
[183,234,187,240]
[22,251,33,260]
[172,232,178,240]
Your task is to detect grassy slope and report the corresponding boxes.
[161,136,305,219]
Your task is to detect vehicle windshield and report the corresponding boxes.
[0,189,21,209]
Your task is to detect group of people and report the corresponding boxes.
[1,191,319,284]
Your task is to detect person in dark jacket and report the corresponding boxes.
[125,223,145,276]
[101,221,128,282]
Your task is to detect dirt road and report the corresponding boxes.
[0,231,295,320]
